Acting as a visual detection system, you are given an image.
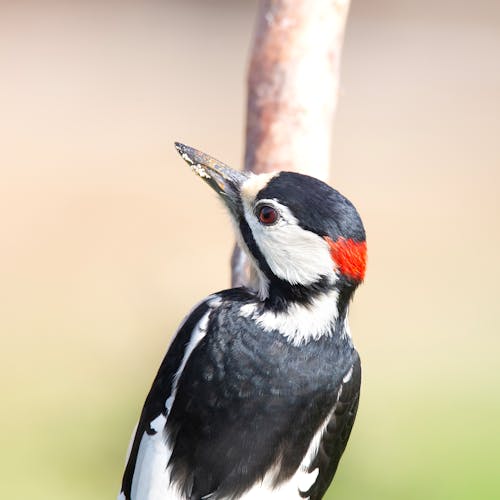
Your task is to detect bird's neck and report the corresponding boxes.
[243,279,353,346]
[266,275,354,312]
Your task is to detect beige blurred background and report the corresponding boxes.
[1,1,499,499]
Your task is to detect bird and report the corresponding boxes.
[119,143,367,500]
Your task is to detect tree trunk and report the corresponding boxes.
[232,0,351,286]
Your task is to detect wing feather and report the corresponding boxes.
[119,299,213,499]
[300,353,361,500]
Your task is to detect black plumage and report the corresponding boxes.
[119,144,366,500]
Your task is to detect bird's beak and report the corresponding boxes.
[175,142,249,215]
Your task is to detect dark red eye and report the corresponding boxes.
[257,205,278,225]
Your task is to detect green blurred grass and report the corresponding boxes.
[2,342,499,500]
[329,387,500,499]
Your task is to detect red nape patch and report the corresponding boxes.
[325,237,367,282]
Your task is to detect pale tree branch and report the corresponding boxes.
[232,0,351,286]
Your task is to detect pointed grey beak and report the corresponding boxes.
[175,142,249,215]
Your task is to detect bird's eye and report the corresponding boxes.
[257,205,278,225]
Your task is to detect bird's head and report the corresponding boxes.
[176,143,366,311]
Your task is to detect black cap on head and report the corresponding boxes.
[256,172,366,243]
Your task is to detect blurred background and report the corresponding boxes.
[1,0,499,498]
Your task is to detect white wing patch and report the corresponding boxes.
[240,289,339,345]
[130,427,173,500]
[343,365,353,383]
[125,299,220,500]
[237,468,317,500]
[343,313,352,340]
[238,377,349,499]
[165,299,218,413]
[237,383,345,500]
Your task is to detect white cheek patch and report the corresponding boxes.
[241,196,335,286]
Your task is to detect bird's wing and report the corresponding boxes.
[300,353,361,500]
[119,297,218,500]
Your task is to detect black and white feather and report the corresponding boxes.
[119,144,366,500]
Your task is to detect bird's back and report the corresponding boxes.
[120,288,360,500]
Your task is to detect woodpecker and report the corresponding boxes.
[119,143,367,500]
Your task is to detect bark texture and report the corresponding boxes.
[232,0,351,286]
